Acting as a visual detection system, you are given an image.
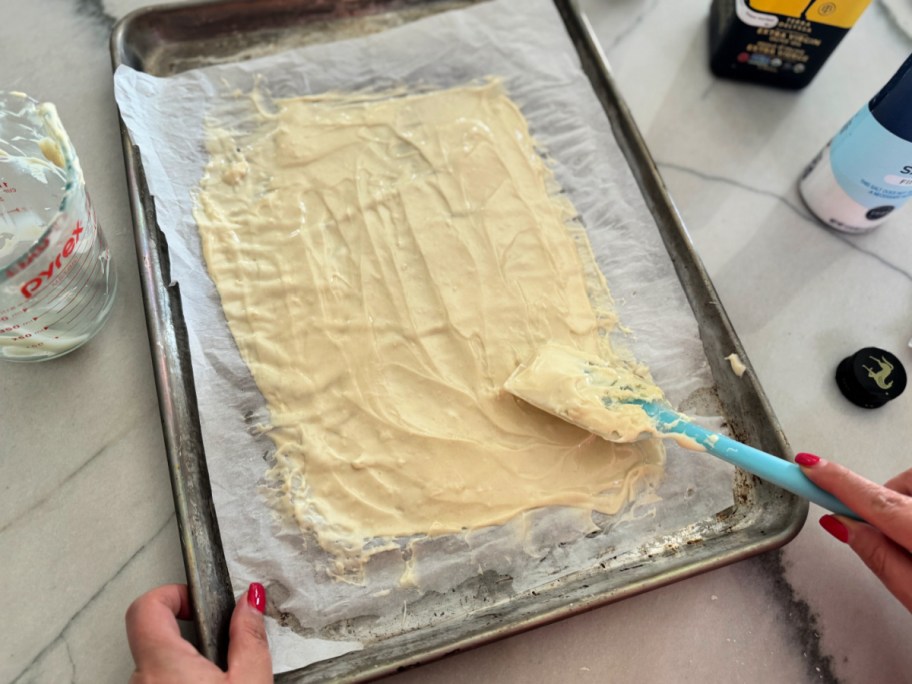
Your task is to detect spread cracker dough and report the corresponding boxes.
[193,81,664,569]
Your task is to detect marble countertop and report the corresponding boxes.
[2,1,910,682]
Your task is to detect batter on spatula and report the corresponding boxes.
[504,342,666,443]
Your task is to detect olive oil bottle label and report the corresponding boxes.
[709,0,873,88]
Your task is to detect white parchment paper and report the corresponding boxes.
[114,0,736,672]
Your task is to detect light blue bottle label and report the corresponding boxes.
[829,106,912,212]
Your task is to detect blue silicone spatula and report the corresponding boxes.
[504,343,858,519]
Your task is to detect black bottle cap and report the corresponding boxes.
[835,347,907,409]
[869,53,912,142]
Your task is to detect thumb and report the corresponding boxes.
[227,583,272,683]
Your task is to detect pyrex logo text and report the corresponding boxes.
[20,222,84,300]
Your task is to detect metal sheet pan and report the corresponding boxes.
[110,1,807,680]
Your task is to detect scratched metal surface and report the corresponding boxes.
[109,1,806,680]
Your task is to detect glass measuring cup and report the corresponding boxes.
[0,92,116,361]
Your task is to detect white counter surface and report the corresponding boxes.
[2,1,910,682]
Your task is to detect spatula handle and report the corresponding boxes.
[704,429,858,519]
[651,407,859,520]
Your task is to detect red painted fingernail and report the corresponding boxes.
[819,515,849,544]
[795,453,821,467]
[247,582,266,613]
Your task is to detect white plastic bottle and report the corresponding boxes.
[799,53,912,233]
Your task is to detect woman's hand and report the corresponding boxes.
[797,453,912,611]
[126,583,272,683]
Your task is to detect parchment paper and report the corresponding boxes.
[114,0,736,672]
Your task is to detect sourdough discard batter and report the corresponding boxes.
[193,81,664,567]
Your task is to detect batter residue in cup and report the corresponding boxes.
[193,80,664,569]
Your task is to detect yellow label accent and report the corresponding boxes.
[863,356,894,390]
[805,0,871,28]
[749,0,810,19]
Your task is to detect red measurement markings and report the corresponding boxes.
[51,257,104,324]
[1,245,105,338]
[56,267,111,331]
[18,235,95,310]
[0,217,107,343]
[33,257,103,331]
[37,240,94,300]
[58,283,106,331]
[19,222,86,300]
[4,235,50,279]
[18,225,84,298]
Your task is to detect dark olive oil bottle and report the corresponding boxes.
[709,0,872,88]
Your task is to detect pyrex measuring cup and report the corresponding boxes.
[0,92,116,361]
